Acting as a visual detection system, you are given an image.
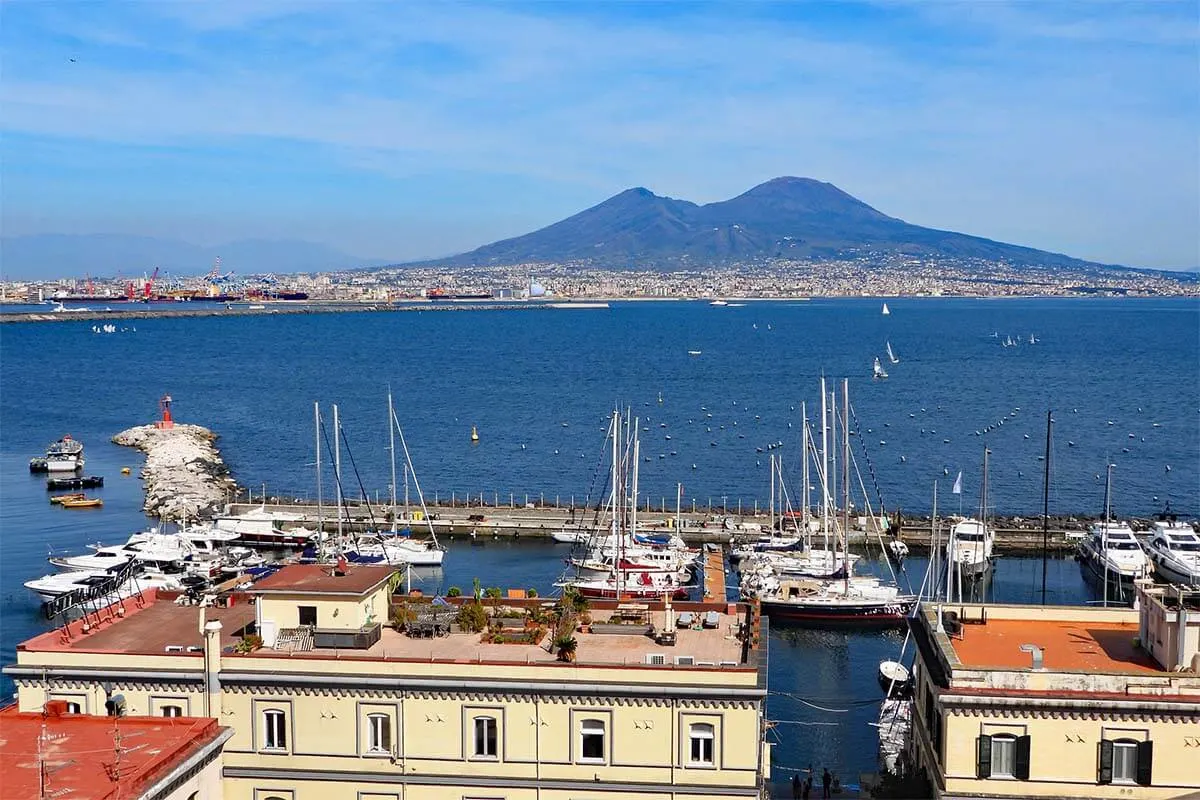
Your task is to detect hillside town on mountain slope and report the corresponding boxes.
[3,253,1196,304]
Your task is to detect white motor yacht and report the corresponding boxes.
[1077,522,1152,598]
[1145,524,1200,585]
[947,518,993,579]
[25,569,184,603]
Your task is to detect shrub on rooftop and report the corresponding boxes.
[457,601,488,633]
[447,586,462,597]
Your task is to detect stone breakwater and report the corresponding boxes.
[112,424,237,520]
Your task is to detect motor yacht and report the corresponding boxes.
[1145,522,1200,585]
[1077,522,1152,600]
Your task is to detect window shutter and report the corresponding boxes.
[976,735,992,779]
[1014,735,1031,780]
[1098,739,1114,784]
[1136,740,1153,786]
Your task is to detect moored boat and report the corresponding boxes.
[1144,514,1200,585]
[49,493,86,505]
[31,435,85,472]
[46,475,103,490]
[59,496,102,509]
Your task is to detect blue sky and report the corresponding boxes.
[2,1,1197,268]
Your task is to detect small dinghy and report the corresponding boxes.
[878,660,912,696]
[49,493,86,505]
[60,496,103,509]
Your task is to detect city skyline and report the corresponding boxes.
[2,1,1198,270]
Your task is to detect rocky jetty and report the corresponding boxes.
[113,424,237,520]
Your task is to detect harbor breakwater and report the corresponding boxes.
[113,424,236,519]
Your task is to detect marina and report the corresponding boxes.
[1,297,1197,795]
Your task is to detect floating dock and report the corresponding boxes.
[703,548,727,601]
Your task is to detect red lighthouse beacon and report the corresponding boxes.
[155,394,174,429]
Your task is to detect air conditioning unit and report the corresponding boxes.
[674,656,695,666]
[645,653,666,665]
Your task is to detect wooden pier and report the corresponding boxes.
[703,548,727,601]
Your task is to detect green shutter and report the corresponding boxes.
[1136,740,1153,786]
[1098,739,1114,784]
[976,735,992,779]
[1014,735,1031,780]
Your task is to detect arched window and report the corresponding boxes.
[262,709,287,750]
[579,718,606,763]
[473,716,497,758]
[367,713,391,754]
[689,722,715,765]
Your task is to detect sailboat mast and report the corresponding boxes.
[676,482,682,534]
[631,422,640,545]
[1041,410,1052,605]
[1103,461,1112,608]
[388,388,398,534]
[820,377,829,552]
[314,401,323,541]
[333,403,343,541]
[842,379,851,591]
[769,453,776,537]
[801,401,810,528]
[610,411,621,597]
[931,480,939,602]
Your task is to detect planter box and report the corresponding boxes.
[589,623,651,636]
[312,623,381,650]
[496,617,526,630]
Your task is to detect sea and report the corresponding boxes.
[1,296,1197,783]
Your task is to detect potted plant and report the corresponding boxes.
[553,633,578,663]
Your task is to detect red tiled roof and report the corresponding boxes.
[250,563,395,595]
[0,706,225,800]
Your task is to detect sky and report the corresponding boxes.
[2,1,1197,269]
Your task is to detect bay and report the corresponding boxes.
[1,296,1196,783]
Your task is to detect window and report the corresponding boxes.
[298,605,317,626]
[689,723,715,766]
[262,709,287,750]
[65,702,82,714]
[473,716,497,758]
[367,714,391,754]
[990,734,1015,777]
[1100,738,1152,786]
[161,705,184,718]
[976,733,1030,780]
[579,718,606,763]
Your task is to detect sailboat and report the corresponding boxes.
[754,378,915,625]
[881,302,890,316]
[873,357,889,380]
[886,341,899,365]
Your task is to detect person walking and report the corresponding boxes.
[791,773,801,799]
[802,773,813,800]
[822,767,832,799]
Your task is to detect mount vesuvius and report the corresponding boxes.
[428,177,1110,270]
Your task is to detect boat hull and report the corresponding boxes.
[231,529,314,549]
[46,476,103,490]
[1147,554,1200,586]
[575,585,689,600]
[761,598,915,626]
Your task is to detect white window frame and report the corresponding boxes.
[578,718,606,764]
[366,713,391,755]
[262,709,287,751]
[1112,739,1138,784]
[161,705,184,718]
[472,716,498,759]
[990,733,1016,778]
[688,722,715,766]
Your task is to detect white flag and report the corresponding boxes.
[952,471,963,495]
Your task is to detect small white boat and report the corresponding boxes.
[343,533,445,566]
[886,341,899,365]
[881,302,890,316]
[948,517,993,578]
[886,538,909,563]
[687,350,702,356]
[710,300,728,307]
[878,660,911,695]
[873,357,889,380]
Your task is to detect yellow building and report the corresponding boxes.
[907,582,1200,799]
[6,564,769,800]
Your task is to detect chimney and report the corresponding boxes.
[203,620,223,718]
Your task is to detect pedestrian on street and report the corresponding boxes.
[791,772,800,798]
[822,767,832,799]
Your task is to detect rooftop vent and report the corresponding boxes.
[645,653,666,665]
[1019,643,1045,670]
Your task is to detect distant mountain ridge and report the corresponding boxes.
[429,177,1118,270]
[0,234,385,279]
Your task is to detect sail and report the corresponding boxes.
[881,303,890,315]
[886,341,899,364]
[873,358,888,379]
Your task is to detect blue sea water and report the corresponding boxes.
[0,297,1197,781]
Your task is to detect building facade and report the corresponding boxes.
[6,564,769,800]
[908,583,1200,799]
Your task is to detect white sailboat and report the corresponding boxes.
[886,341,899,364]
[881,302,890,316]
[873,357,889,380]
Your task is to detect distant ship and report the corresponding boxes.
[426,288,493,300]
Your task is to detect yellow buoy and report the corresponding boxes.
[470,425,479,443]
[121,467,132,475]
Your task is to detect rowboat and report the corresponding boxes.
[50,493,86,505]
[60,497,103,509]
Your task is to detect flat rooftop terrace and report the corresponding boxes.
[18,591,753,671]
[949,617,1161,674]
